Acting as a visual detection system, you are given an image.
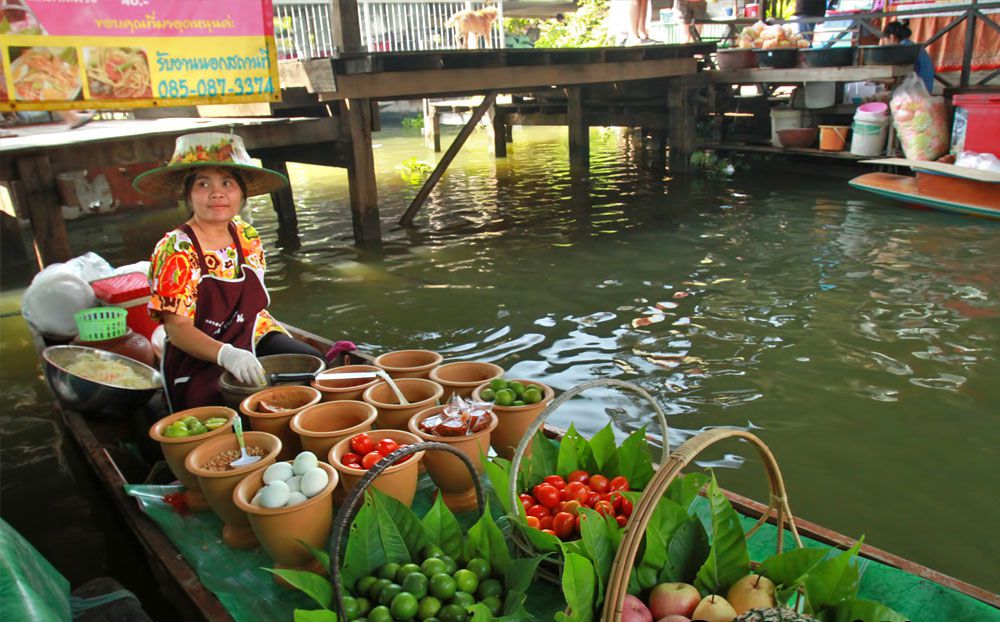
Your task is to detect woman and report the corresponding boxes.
[135,132,322,411]
[882,20,935,93]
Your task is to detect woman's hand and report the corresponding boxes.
[162,313,265,384]
[217,343,266,386]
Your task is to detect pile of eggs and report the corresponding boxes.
[252,451,330,508]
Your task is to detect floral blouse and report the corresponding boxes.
[147,217,288,346]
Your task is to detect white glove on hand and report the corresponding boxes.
[217,343,266,386]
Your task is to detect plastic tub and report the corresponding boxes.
[819,125,850,151]
[858,101,888,115]
[804,82,836,109]
[850,110,889,156]
[770,108,805,147]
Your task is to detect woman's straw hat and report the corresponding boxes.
[133,132,288,199]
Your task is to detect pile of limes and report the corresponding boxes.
[343,544,504,621]
[478,378,544,407]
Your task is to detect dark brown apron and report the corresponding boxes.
[161,221,268,412]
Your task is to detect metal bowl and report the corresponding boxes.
[42,345,162,418]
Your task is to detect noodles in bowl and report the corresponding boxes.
[85,47,152,99]
[10,46,81,101]
[43,345,162,418]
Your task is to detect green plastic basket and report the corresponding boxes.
[74,307,127,342]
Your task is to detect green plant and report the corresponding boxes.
[397,158,433,185]
[401,116,424,130]
[533,0,615,48]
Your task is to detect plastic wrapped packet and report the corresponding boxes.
[889,73,948,161]
[955,151,1000,173]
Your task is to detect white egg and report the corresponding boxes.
[259,481,290,508]
[300,467,329,497]
[285,492,308,507]
[286,475,303,494]
[292,451,319,476]
[251,491,263,507]
[263,462,294,484]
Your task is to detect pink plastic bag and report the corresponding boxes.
[889,72,948,161]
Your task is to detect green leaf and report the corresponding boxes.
[263,568,332,608]
[556,424,597,475]
[373,491,413,564]
[504,555,546,596]
[803,539,863,613]
[421,493,464,560]
[561,552,596,622]
[340,499,387,591]
[818,598,908,622]
[520,521,562,552]
[295,539,331,575]
[639,497,688,573]
[484,455,513,515]
[588,424,616,471]
[577,507,615,604]
[293,609,338,622]
[610,427,655,489]
[465,509,512,575]
[664,472,710,511]
[694,474,750,594]
[757,547,829,603]
[372,488,428,560]
[663,516,709,584]
[525,429,559,487]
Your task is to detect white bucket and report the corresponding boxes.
[849,109,889,157]
[770,109,804,148]
[804,82,836,109]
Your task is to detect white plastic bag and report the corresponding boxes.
[889,72,948,161]
[21,252,114,338]
[955,150,1000,173]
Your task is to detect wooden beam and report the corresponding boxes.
[260,159,299,246]
[330,0,363,54]
[491,106,507,157]
[423,99,441,152]
[668,88,695,174]
[342,98,382,251]
[711,64,910,84]
[15,155,71,268]
[399,92,498,227]
[567,87,589,174]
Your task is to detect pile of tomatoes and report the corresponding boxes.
[519,471,634,540]
[341,433,413,471]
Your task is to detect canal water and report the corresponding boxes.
[1,124,998,612]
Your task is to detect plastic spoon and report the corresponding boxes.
[229,416,261,468]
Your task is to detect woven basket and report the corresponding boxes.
[599,428,804,621]
[507,378,672,583]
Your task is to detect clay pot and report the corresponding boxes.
[429,361,505,399]
[148,406,236,512]
[219,354,325,410]
[290,400,376,504]
[472,379,555,460]
[240,385,321,461]
[311,364,381,402]
[184,431,281,548]
[408,406,496,512]
[373,349,443,379]
[73,329,156,368]
[233,461,339,582]
[329,430,424,507]
[362,378,444,431]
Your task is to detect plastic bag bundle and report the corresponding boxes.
[889,73,948,161]
[21,252,113,338]
[955,150,1000,173]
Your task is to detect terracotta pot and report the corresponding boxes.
[373,349,443,379]
[311,364,381,402]
[362,378,444,431]
[429,361,505,399]
[240,386,321,461]
[329,430,424,507]
[219,354,325,410]
[233,461,338,582]
[148,406,236,512]
[472,380,555,460]
[290,400,376,504]
[184,431,281,548]
[408,406,497,512]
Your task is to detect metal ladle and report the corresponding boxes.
[313,370,410,405]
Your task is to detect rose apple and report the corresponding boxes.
[648,582,700,618]
[690,595,737,622]
[622,594,653,622]
[726,574,776,614]
[656,616,692,622]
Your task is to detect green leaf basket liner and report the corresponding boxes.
[506,378,672,583]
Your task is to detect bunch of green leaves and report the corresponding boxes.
[533,0,616,48]
[270,489,541,621]
[400,116,424,130]
[397,157,433,185]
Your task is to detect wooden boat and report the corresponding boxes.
[33,325,1000,620]
[850,158,1000,219]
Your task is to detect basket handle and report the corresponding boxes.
[329,441,486,620]
[601,428,803,622]
[507,378,671,519]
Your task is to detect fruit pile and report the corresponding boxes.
[344,545,506,622]
[478,378,544,407]
[163,415,228,438]
[736,21,810,49]
[520,471,633,539]
[621,574,780,622]
[340,433,414,470]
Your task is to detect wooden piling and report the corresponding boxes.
[261,159,299,236]
[488,104,507,157]
[343,98,382,250]
[668,87,694,174]
[567,87,589,174]
[15,156,71,268]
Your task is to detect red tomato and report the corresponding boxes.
[561,500,582,516]
[539,516,554,530]
[393,453,412,465]
[361,450,383,470]
[533,483,561,509]
[376,438,400,456]
[519,494,536,511]
[609,476,629,492]
[552,512,575,539]
[526,516,540,529]
[589,474,610,493]
[341,452,362,468]
[585,492,601,508]
[564,482,589,505]
[615,514,628,527]
[541,529,556,536]
[593,500,615,517]
[598,493,612,503]
[543,475,566,490]
[567,470,590,484]
[350,433,374,456]
[618,496,634,517]
[574,514,583,532]
[526,505,551,520]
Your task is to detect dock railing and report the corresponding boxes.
[696,0,999,87]
[273,0,505,57]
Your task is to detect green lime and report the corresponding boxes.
[355,596,372,616]
[438,556,458,576]
[378,583,402,606]
[428,573,457,601]
[494,389,515,406]
[451,591,475,609]
[420,557,447,577]
[181,415,200,428]
[489,378,508,392]
[163,422,190,438]
[342,595,360,620]
[512,400,525,406]
[421,543,445,559]
[203,416,228,430]
[464,558,491,581]
[396,563,422,583]
[476,578,503,600]
[423,619,441,622]
[452,569,478,595]
[523,388,542,404]
[356,575,378,596]
[481,595,503,617]
[390,592,419,620]
[368,605,393,622]
[401,572,428,600]
[186,420,208,435]
[417,595,442,620]
[379,563,401,581]
[508,381,525,397]
[370,578,392,600]
[437,603,468,622]
[479,388,495,401]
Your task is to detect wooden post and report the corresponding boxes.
[261,158,301,250]
[652,129,668,171]
[668,86,695,174]
[399,91,498,227]
[423,99,441,152]
[343,98,382,251]
[488,104,507,157]
[567,87,589,175]
[330,0,364,54]
[15,156,71,268]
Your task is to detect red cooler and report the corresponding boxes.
[90,272,159,340]
[951,94,1000,157]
